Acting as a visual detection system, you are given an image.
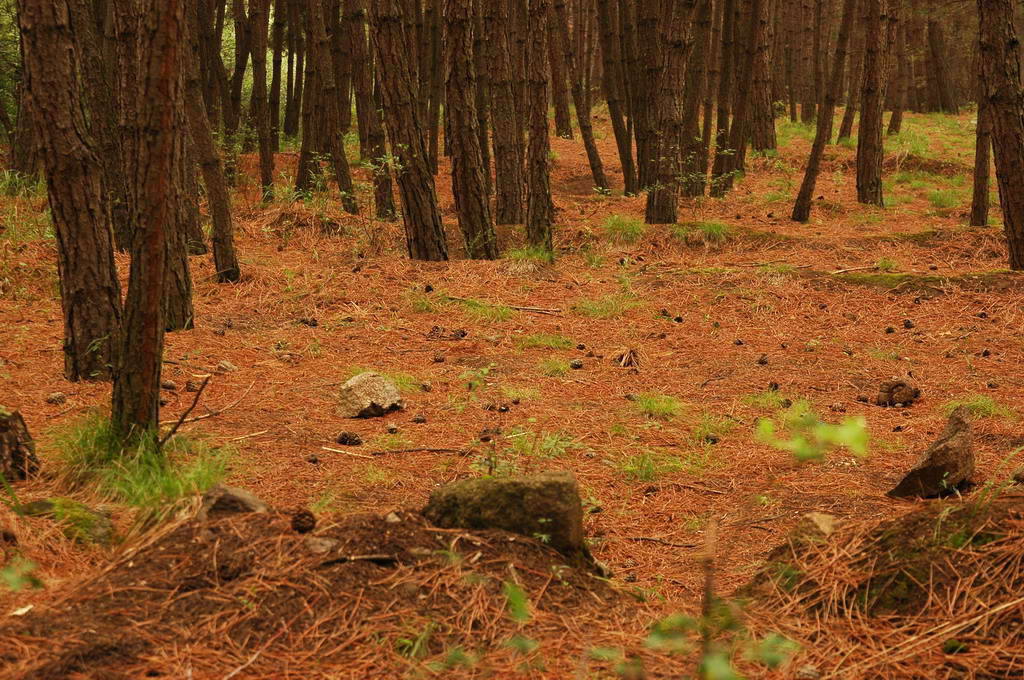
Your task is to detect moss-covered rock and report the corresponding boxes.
[22,498,115,545]
[423,471,591,567]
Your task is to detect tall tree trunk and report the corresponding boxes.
[269,0,285,151]
[793,0,858,222]
[525,0,554,252]
[111,0,186,438]
[927,17,958,114]
[837,28,863,141]
[224,0,251,182]
[855,0,894,206]
[698,0,723,196]
[800,0,817,121]
[283,0,303,138]
[596,0,638,194]
[485,0,526,224]
[370,0,448,260]
[710,0,736,195]
[185,0,241,282]
[471,0,492,199]
[976,0,1024,268]
[683,0,715,198]
[19,0,122,382]
[348,0,397,220]
[887,16,907,135]
[718,0,766,194]
[249,0,275,201]
[750,0,777,152]
[548,7,574,140]
[445,0,499,259]
[553,0,608,192]
[971,80,991,227]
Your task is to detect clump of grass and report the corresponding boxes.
[875,257,899,272]
[691,413,735,443]
[927,189,960,213]
[672,221,732,247]
[500,385,542,401]
[601,214,646,244]
[742,390,791,410]
[52,411,228,510]
[538,357,571,377]
[632,393,683,420]
[0,170,46,198]
[757,263,796,275]
[457,297,514,322]
[941,396,1014,419]
[617,451,682,482]
[517,333,574,350]
[867,347,901,361]
[406,291,436,313]
[573,294,638,319]
[506,428,577,458]
[505,245,555,264]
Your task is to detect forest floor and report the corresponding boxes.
[1,109,1023,678]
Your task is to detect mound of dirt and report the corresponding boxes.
[744,492,1024,678]
[0,509,638,679]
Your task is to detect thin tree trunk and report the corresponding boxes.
[710,0,736,195]
[793,0,858,222]
[887,16,907,135]
[837,28,863,141]
[445,0,499,259]
[971,74,991,227]
[249,0,275,201]
[548,7,574,140]
[596,0,637,194]
[855,0,894,206]
[269,0,285,151]
[525,0,554,252]
[370,0,448,260]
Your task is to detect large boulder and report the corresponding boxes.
[338,372,403,418]
[21,498,115,545]
[423,471,590,565]
[887,407,974,498]
[0,406,39,482]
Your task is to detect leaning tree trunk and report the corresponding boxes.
[977,0,1024,269]
[595,0,637,195]
[111,0,186,438]
[370,0,448,261]
[793,0,858,222]
[444,0,499,259]
[19,0,122,382]
[525,0,554,252]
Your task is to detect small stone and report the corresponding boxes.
[217,360,238,373]
[338,372,403,418]
[412,414,427,424]
[45,392,66,405]
[756,354,769,366]
[185,380,202,392]
[291,510,316,534]
[385,512,402,524]
[336,432,363,446]
[569,359,584,370]
[198,485,269,521]
[160,380,178,391]
[903,319,915,329]
[432,354,445,363]
[305,536,339,554]
[929,264,939,271]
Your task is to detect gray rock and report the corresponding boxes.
[888,408,974,499]
[22,498,114,545]
[339,372,403,418]
[423,471,590,565]
[304,536,339,554]
[198,485,268,520]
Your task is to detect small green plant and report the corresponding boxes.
[505,245,555,264]
[573,294,638,319]
[692,413,735,443]
[460,363,495,392]
[517,333,574,350]
[875,257,898,272]
[742,390,791,410]
[602,214,646,244]
[537,357,570,377]
[632,393,683,420]
[756,402,869,462]
[927,189,960,213]
[456,297,514,322]
[672,221,732,247]
[617,451,682,482]
[506,427,577,459]
[395,622,435,660]
[53,412,229,510]
[941,396,1014,419]
[1,558,42,592]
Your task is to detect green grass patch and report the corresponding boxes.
[691,413,736,443]
[506,427,578,458]
[537,357,571,377]
[941,396,1015,419]
[505,245,555,264]
[602,214,646,244]
[456,297,515,322]
[671,221,732,247]
[875,257,898,272]
[632,393,683,420]
[52,411,228,510]
[927,189,961,213]
[742,390,791,410]
[616,451,682,482]
[572,294,638,319]
[517,333,574,350]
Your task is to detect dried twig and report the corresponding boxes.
[158,375,211,448]
[625,536,697,549]
[370,447,469,457]
[158,380,256,427]
[321,446,375,460]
